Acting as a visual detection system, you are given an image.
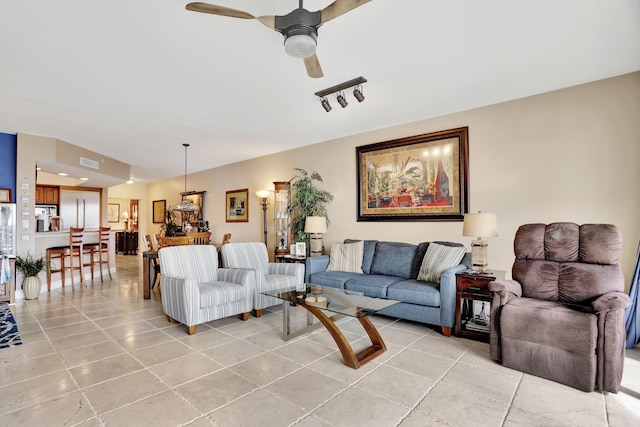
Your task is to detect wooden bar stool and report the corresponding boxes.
[46,227,85,290]
[84,227,112,282]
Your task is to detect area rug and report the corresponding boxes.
[0,302,22,349]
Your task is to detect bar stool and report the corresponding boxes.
[84,227,112,282]
[46,227,85,290]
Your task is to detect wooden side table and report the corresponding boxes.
[274,254,306,264]
[455,270,506,342]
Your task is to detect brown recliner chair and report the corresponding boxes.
[489,223,630,392]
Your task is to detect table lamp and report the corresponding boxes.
[304,216,327,257]
[462,212,498,271]
[121,210,129,231]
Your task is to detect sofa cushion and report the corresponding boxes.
[309,271,364,289]
[387,279,441,307]
[417,242,466,283]
[344,275,404,298]
[370,241,418,279]
[345,239,378,274]
[327,240,364,273]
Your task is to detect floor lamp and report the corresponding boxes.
[255,190,271,246]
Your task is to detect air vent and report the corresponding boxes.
[80,157,99,169]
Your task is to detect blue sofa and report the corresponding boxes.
[304,239,471,336]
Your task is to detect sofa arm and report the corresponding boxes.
[267,262,305,285]
[591,292,631,313]
[438,264,468,328]
[160,276,201,327]
[217,268,256,288]
[305,255,330,282]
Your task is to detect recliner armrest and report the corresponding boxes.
[591,292,631,313]
[489,280,522,299]
[305,255,330,282]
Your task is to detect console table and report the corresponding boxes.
[116,231,138,255]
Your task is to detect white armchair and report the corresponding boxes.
[220,242,304,317]
[158,245,255,335]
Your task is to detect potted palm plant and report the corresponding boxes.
[288,168,334,246]
[15,252,48,300]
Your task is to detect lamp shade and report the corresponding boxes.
[304,216,327,234]
[255,190,272,199]
[462,213,498,238]
[121,210,129,220]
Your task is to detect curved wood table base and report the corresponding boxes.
[302,305,387,369]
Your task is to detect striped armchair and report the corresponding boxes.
[220,242,304,317]
[158,245,255,335]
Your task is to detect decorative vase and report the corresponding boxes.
[23,276,41,300]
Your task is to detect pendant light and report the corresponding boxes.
[172,143,199,213]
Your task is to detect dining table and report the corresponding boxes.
[142,250,158,299]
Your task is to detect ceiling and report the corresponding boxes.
[1,1,639,185]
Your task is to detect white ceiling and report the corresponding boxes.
[1,0,639,185]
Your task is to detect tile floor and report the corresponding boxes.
[0,255,639,426]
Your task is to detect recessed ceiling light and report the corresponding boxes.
[126,179,135,184]
[58,172,68,176]
[80,177,89,181]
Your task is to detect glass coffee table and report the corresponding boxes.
[263,285,400,369]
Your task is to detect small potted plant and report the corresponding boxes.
[15,252,48,300]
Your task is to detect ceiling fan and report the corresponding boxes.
[185,0,372,78]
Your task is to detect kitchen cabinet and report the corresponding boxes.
[35,185,59,205]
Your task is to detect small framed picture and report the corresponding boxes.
[107,203,120,223]
[295,242,306,257]
[226,189,249,222]
[153,200,166,223]
[0,188,11,203]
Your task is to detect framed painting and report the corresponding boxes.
[226,189,248,222]
[0,188,11,203]
[180,191,205,225]
[153,200,166,223]
[107,203,120,223]
[356,127,469,221]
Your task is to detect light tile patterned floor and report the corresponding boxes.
[0,255,638,426]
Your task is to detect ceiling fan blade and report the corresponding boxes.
[304,54,324,79]
[320,0,372,24]
[185,2,275,29]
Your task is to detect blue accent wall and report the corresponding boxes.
[0,133,17,202]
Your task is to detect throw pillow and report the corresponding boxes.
[417,242,466,283]
[326,240,364,273]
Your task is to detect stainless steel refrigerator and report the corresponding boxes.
[59,189,100,230]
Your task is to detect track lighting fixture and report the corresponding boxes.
[321,97,332,112]
[315,76,367,113]
[336,91,348,108]
[353,85,365,102]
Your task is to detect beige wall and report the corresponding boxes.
[142,72,639,289]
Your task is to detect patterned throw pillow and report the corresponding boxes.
[417,242,466,283]
[326,240,364,273]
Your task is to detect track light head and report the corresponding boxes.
[353,85,365,102]
[336,92,348,108]
[321,97,332,112]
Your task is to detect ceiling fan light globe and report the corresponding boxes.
[284,34,317,58]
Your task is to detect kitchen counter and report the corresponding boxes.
[34,230,116,258]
